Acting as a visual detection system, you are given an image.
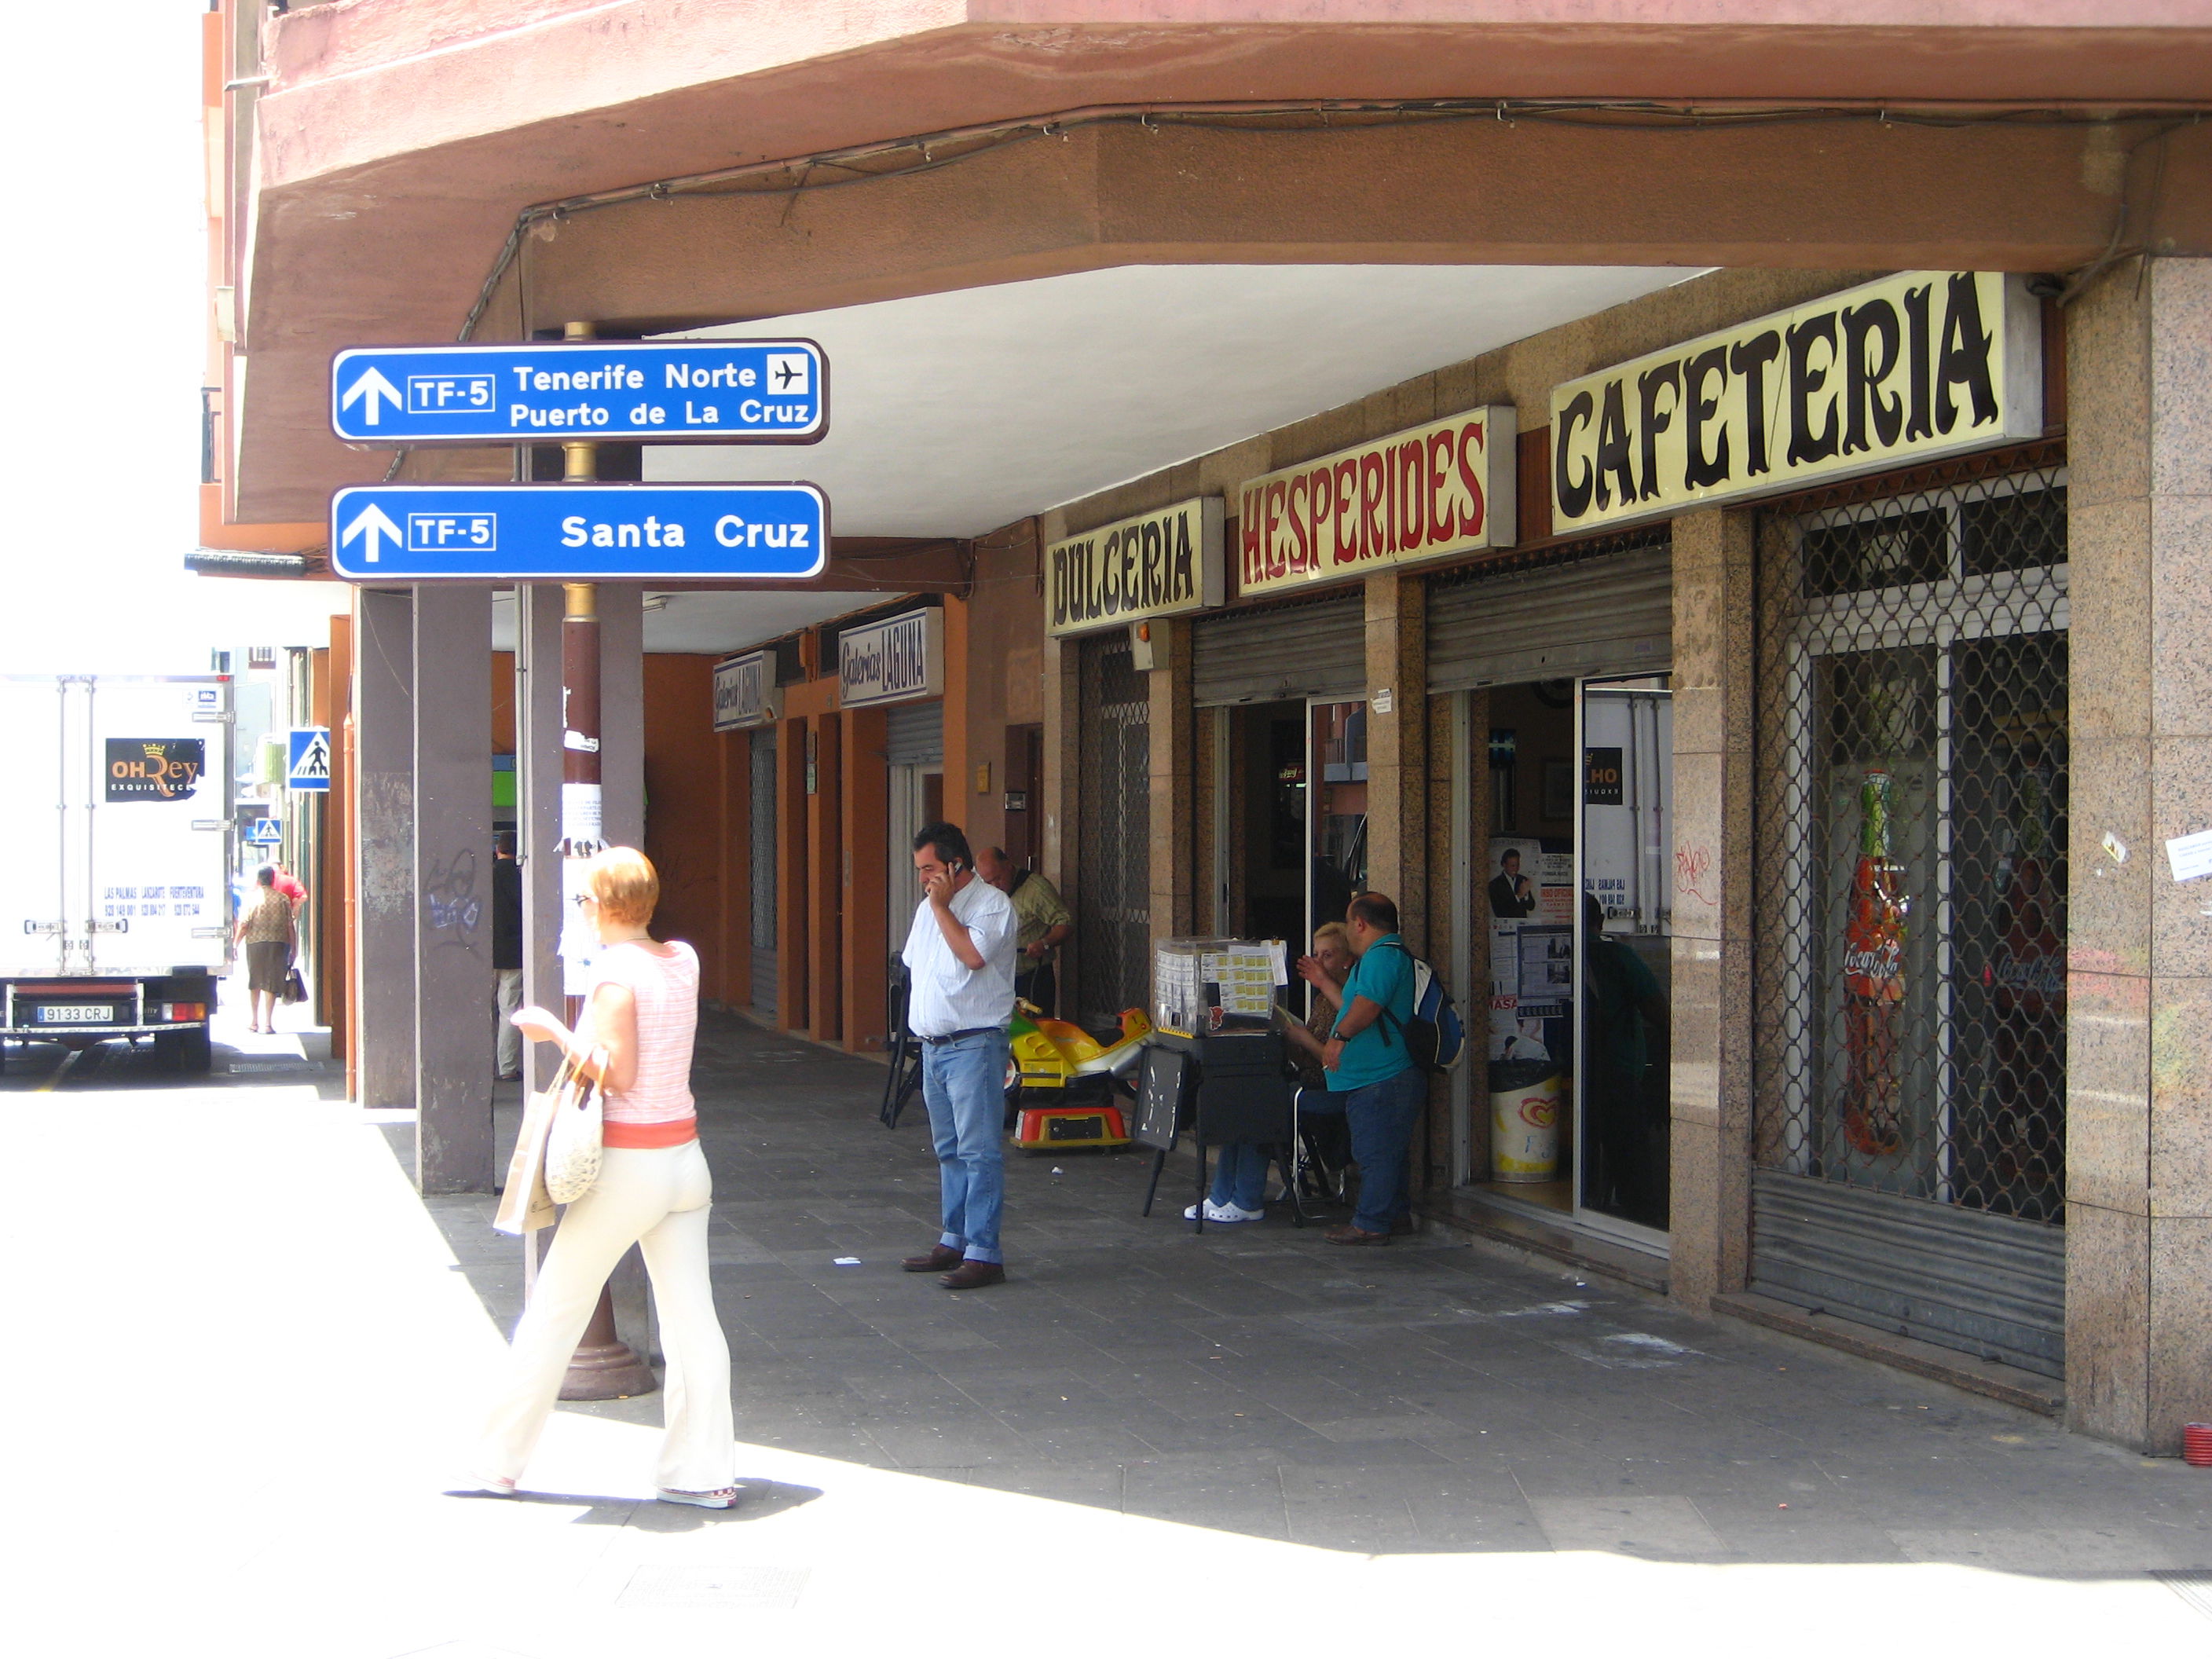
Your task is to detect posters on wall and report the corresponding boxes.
[1485,836,1573,1058]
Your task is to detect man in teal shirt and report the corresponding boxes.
[1320,892,1424,1245]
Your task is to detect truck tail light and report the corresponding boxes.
[159,1002,207,1023]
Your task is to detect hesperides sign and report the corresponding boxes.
[1549,271,2042,533]
[1046,498,1224,637]
[1236,407,1516,599]
[712,651,779,732]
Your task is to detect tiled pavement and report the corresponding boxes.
[426,1009,2212,1573]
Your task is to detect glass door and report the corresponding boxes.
[1306,699,1368,944]
[1574,677,1673,1238]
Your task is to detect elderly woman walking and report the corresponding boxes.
[468,847,736,1507]
[233,866,295,1035]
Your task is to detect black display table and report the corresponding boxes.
[1132,1030,1306,1230]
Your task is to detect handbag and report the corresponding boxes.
[542,1046,607,1205]
[493,1057,564,1236]
[280,967,308,1005]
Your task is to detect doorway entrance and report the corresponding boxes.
[1218,698,1368,965]
[1463,674,1673,1247]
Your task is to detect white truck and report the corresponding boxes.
[0,675,236,1073]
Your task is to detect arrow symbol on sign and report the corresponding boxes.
[341,368,402,426]
[342,504,401,565]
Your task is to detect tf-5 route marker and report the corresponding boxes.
[329,483,829,581]
[330,339,826,445]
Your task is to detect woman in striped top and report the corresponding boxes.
[470,846,737,1508]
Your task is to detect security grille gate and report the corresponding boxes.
[884,700,943,767]
[1192,595,1364,705]
[1749,457,2068,1377]
[1076,635,1149,1020]
[1426,535,1673,690]
[749,728,778,1013]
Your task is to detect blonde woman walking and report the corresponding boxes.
[468,847,736,1507]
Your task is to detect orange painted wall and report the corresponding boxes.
[640,654,726,992]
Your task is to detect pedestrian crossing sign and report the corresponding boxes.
[287,727,333,793]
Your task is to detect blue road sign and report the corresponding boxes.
[330,339,826,445]
[329,483,829,581]
[287,727,332,793]
[244,817,282,845]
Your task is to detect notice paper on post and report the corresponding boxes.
[2166,828,2212,884]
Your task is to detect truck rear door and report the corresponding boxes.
[84,678,233,976]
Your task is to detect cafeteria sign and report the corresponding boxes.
[1550,270,2042,533]
[839,607,943,709]
[1236,406,1517,598]
[1046,498,1224,636]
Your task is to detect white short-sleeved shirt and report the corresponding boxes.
[900,876,1017,1037]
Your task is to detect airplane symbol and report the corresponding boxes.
[341,367,403,427]
[775,361,800,388]
[341,503,401,564]
[765,353,810,395]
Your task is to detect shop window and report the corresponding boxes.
[1754,465,2068,1224]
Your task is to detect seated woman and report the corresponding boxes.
[1187,923,1354,1223]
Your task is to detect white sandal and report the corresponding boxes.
[657,1486,738,1510]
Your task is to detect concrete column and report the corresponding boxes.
[1147,617,1196,944]
[716,728,753,1009]
[1666,507,1757,1313]
[354,588,416,1108]
[806,713,843,1044]
[599,584,646,851]
[841,705,891,1052]
[515,584,564,1091]
[775,714,810,1031]
[1364,572,1426,950]
[2064,257,2212,1454]
[412,583,494,1194]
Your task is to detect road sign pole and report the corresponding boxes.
[550,320,657,1404]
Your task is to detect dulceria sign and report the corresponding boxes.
[1236,407,1516,598]
[1549,271,2042,533]
[1046,498,1224,637]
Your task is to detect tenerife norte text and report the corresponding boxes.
[1550,272,2041,532]
[1047,499,1224,635]
[1237,408,1516,599]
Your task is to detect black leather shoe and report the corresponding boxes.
[902,1245,965,1273]
[940,1259,1007,1290]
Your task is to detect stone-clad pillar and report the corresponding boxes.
[1667,507,1756,1313]
[412,583,494,1194]
[806,712,843,1044]
[2064,257,2212,1455]
[354,588,416,1109]
[841,705,891,1052]
[1364,572,1426,950]
[1147,617,1196,944]
[1039,617,1082,1005]
[598,584,645,851]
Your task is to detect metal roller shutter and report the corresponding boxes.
[884,700,943,767]
[1192,596,1365,706]
[1426,545,1672,691]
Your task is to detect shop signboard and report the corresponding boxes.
[838,607,943,709]
[711,650,779,732]
[1236,406,1517,599]
[1046,498,1224,636]
[1549,270,2042,534]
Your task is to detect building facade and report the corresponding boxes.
[203,2,2212,1452]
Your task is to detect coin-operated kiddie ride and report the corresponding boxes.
[1005,1002,1149,1151]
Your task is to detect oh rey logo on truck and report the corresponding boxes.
[105,739,205,803]
[1550,271,2042,532]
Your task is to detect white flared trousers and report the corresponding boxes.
[475,1140,734,1493]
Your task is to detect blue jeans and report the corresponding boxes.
[921,1028,1009,1264]
[1208,1089,1347,1210]
[1345,1068,1425,1235]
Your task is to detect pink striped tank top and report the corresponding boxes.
[589,939,699,1141]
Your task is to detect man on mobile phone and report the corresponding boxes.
[899,822,1019,1289]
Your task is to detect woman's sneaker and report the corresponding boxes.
[1184,1199,1263,1223]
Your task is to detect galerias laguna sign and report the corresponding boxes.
[1046,498,1224,636]
[838,607,943,709]
[1237,406,1517,598]
[1550,271,2042,533]
[711,650,778,731]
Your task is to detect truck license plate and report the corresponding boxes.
[34,1005,112,1024]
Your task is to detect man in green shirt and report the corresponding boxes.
[1320,891,1426,1246]
[977,845,1071,1013]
